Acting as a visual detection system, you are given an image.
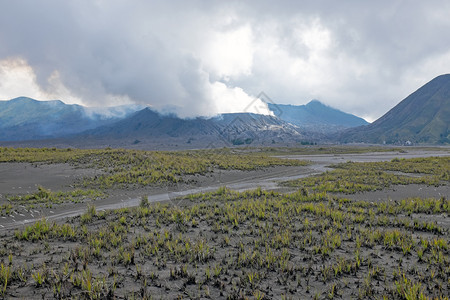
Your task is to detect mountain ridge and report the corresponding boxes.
[1,73,448,147]
[0,97,143,141]
[0,97,367,144]
[80,107,304,147]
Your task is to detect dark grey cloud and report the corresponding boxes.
[0,0,449,120]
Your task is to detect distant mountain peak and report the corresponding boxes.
[306,99,323,105]
[267,100,368,133]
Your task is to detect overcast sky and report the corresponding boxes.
[1,1,449,121]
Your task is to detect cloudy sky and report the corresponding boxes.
[1,1,449,121]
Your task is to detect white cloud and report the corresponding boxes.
[200,25,254,80]
[0,57,134,107]
[0,58,44,100]
[209,81,273,116]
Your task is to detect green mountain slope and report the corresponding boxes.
[341,74,450,144]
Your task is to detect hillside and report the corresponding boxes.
[268,100,368,133]
[340,74,450,144]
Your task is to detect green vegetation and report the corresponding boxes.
[0,145,398,164]
[80,148,309,188]
[258,145,410,155]
[0,147,308,214]
[4,187,448,298]
[285,156,448,194]
[336,156,450,179]
[0,147,93,163]
[1,187,104,216]
[7,186,104,207]
[0,147,309,188]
